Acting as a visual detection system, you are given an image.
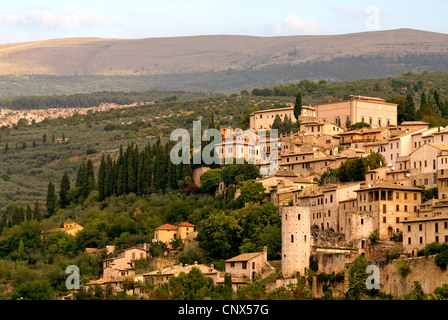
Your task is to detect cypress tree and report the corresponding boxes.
[25,205,32,221]
[33,200,41,221]
[404,94,416,121]
[420,92,427,109]
[86,159,95,196]
[271,115,283,134]
[46,180,57,217]
[294,91,302,121]
[98,154,106,200]
[12,205,24,226]
[59,171,71,208]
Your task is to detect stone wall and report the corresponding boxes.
[313,252,350,274]
[364,240,403,262]
[379,255,447,296]
[192,167,210,187]
[149,257,178,270]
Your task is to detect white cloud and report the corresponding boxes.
[331,4,350,14]
[0,7,110,30]
[274,14,325,35]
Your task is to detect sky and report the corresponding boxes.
[0,0,447,43]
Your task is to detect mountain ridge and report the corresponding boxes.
[1,28,448,77]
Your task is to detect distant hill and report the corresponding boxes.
[1,29,448,94]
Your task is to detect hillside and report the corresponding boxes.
[1,29,448,76]
[1,29,448,94]
[1,71,448,207]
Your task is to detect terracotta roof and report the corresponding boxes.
[251,106,294,114]
[400,121,429,126]
[178,222,195,227]
[355,182,423,192]
[155,224,178,230]
[225,252,263,262]
[427,143,448,151]
[274,170,299,178]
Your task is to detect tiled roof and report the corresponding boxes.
[178,222,195,227]
[225,252,263,262]
[427,143,448,151]
[155,224,178,230]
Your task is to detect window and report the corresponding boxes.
[408,238,411,244]
[404,193,408,200]
[419,224,423,231]
[383,204,387,213]
[435,223,439,233]
[383,217,386,223]
[436,236,439,243]
[408,225,411,232]
[396,205,399,211]
[361,218,364,225]
[242,262,247,269]
[298,214,301,220]
[396,192,399,200]
[230,262,235,268]
[414,193,417,200]
[404,205,408,212]
[291,235,294,243]
[420,237,423,244]
[252,262,255,269]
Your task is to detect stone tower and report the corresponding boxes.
[281,203,311,278]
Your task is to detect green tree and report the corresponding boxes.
[346,255,370,300]
[222,163,260,186]
[404,94,416,121]
[197,210,242,260]
[25,205,32,221]
[12,279,55,300]
[59,171,71,208]
[33,200,41,221]
[408,281,426,300]
[46,180,57,217]
[239,180,267,204]
[271,115,283,134]
[168,267,215,300]
[199,169,223,194]
[294,91,302,121]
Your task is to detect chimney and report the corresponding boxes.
[263,246,268,262]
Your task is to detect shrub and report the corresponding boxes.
[397,262,410,278]
[368,229,380,245]
[435,250,448,271]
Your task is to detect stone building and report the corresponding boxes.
[300,121,344,137]
[225,246,275,281]
[249,105,315,131]
[354,182,423,240]
[315,95,397,130]
[281,205,311,277]
[402,215,448,255]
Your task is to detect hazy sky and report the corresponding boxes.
[0,0,447,43]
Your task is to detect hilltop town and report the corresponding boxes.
[62,93,448,299]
